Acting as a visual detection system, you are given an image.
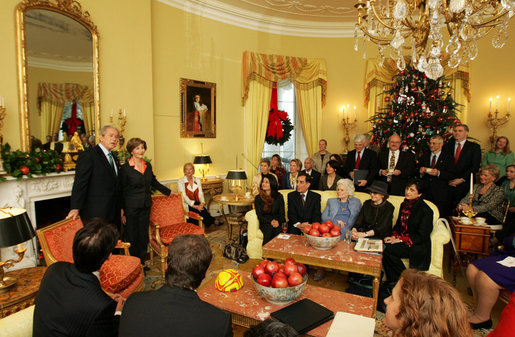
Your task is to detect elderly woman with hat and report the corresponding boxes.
[351,180,394,241]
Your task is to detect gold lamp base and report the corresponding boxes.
[0,245,27,293]
[0,276,18,293]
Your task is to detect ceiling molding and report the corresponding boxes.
[28,56,93,73]
[158,0,355,38]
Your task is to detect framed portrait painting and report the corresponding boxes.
[180,78,216,138]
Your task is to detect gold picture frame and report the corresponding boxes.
[180,78,216,138]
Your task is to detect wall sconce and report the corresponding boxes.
[487,96,511,148]
[110,108,127,148]
[0,208,35,293]
[194,155,212,181]
[341,104,357,153]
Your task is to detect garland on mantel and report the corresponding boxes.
[1,144,64,180]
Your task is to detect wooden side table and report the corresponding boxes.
[212,194,254,240]
[200,178,224,210]
[0,266,46,318]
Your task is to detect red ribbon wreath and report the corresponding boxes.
[267,87,288,139]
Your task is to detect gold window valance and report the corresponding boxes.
[364,57,470,106]
[241,51,327,107]
[38,82,94,106]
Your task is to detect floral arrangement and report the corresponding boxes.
[1,143,64,180]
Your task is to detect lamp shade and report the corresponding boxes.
[0,208,35,248]
[193,155,212,165]
[226,170,247,180]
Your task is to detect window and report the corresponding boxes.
[262,81,308,170]
[58,101,83,140]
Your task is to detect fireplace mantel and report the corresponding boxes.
[0,171,75,269]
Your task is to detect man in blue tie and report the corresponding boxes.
[67,125,121,228]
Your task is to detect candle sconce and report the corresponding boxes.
[110,109,127,149]
[487,96,511,148]
[341,105,357,153]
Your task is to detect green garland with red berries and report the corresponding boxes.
[1,143,65,180]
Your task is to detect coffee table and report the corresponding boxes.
[198,271,374,336]
[262,234,382,316]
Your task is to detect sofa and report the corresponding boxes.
[245,190,451,278]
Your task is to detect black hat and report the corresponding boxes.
[366,180,389,197]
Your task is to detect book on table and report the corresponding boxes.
[354,238,383,253]
[271,298,334,334]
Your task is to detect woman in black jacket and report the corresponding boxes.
[120,137,173,266]
[382,179,433,285]
[254,174,285,245]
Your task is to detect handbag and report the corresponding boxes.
[223,241,249,264]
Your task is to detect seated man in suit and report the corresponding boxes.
[119,234,233,337]
[442,124,481,206]
[302,157,321,190]
[287,172,321,235]
[343,133,378,192]
[418,135,454,217]
[378,134,416,196]
[33,219,124,337]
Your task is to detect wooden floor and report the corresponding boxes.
[144,221,505,336]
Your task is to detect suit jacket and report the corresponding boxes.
[33,262,118,337]
[392,198,434,270]
[120,160,170,209]
[282,172,298,190]
[287,190,321,233]
[377,149,416,196]
[443,139,482,200]
[70,145,120,224]
[301,169,321,190]
[418,151,454,205]
[119,285,233,337]
[342,149,378,186]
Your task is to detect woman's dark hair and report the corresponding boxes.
[260,174,279,212]
[326,159,340,171]
[126,137,147,154]
[261,174,279,195]
[244,319,299,337]
[330,153,343,165]
[166,234,212,290]
[272,154,284,168]
[73,218,118,274]
[405,178,424,194]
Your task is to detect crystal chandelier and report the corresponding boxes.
[354,0,514,79]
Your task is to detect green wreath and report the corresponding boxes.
[265,109,294,146]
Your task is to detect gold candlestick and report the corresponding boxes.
[461,194,478,219]
[110,108,127,149]
[487,105,510,149]
[342,114,357,153]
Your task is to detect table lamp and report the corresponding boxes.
[226,170,247,201]
[0,208,35,293]
[194,155,212,181]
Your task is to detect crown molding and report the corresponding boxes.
[158,0,355,38]
[27,56,93,72]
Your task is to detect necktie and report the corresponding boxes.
[355,151,361,169]
[455,142,462,165]
[300,193,305,207]
[430,154,437,169]
[387,151,395,182]
[108,153,117,175]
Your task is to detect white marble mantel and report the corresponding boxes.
[0,171,75,269]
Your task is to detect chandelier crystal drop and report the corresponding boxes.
[355,0,515,79]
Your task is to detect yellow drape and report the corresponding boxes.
[40,100,65,138]
[295,84,322,157]
[244,80,272,183]
[364,58,470,123]
[81,101,95,134]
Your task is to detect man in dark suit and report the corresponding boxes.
[50,132,63,153]
[301,157,321,190]
[119,235,233,337]
[343,133,378,192]
[287,172,321,235]
[418,135,455,217]
[33,219,124,337]
[67,125,121,227]
[378,134,416,196]
[442,124,482,205]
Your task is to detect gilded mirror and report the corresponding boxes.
[16,0,100,151]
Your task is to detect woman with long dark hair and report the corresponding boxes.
[254,174,285,245]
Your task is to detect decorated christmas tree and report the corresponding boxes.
[368,63,461,156]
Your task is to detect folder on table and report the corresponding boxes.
[271,298,334,334]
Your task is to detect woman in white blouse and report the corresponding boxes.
[177,162,218,226]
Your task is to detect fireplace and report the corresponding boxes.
[35,196,71,230]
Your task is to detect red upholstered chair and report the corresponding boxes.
[36,218,144,298]
[149,194,205,278]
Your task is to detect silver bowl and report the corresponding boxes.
[304,232,340,250]
[251,274,307,304]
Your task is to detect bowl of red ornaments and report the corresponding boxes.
[303,221,341,250]
[251,258,308,304]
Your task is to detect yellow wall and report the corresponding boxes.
[27,66,94,140]
[1,0,514,181]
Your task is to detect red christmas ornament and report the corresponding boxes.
[385,97,391,102]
